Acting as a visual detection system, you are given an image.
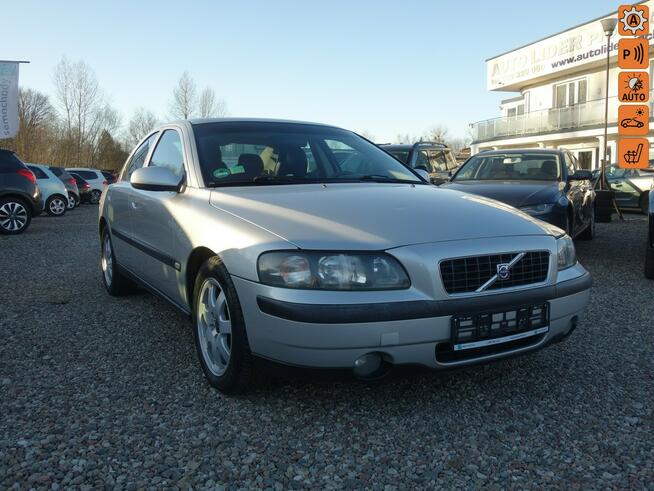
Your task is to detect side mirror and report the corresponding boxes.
[130,166,184,192]
[415,168,430,182]
[569,170,592,181]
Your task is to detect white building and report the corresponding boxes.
[470,1,653,169]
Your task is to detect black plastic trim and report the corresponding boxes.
[111,228,181,271]
[257,272,592,324]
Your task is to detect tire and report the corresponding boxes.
[0,197,32,235]
[640,192,649,215]
[101,228,137,296]
[67,193,76,210]
[192,256,258,394]
[90,190,102,204]
[646,246,654,280]
[74,194,81,207]
[578,205,595,241]
[46,195,67,217]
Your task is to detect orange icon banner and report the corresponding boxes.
[618,38,649,69]
[618,138,649,169]
[618,71,649,102]
[618,105,649,135]
[618,4,649,36]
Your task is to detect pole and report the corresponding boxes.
[601,33,611,191]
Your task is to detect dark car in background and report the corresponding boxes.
[592,165,653,214]
[380,142,459,185]
[49,166,81,209]
[444,149,595,240]
[69,173,93,203]
[0,149,43,235]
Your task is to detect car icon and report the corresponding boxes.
[621,117,645,128]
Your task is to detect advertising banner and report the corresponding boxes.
[0,61,20,139]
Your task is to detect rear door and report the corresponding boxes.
[128,128,187,302]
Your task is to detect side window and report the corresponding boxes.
[149,130,185,178]
[121,133,158,181]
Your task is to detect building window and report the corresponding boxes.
[506,105,524,118]
[554,79,587,108]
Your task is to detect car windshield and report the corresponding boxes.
[193,122,422,187]
[454,153,561,181]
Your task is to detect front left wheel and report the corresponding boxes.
[192,257,258,394]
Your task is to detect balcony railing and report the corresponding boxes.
[470,93,653,143]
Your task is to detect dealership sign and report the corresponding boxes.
[487,3,654,90]
[0,61,19,139]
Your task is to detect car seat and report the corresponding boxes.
[238,153,264,179]
[276,147,308,177]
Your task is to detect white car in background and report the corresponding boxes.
[25,163,68,217]
[65,168,107,203]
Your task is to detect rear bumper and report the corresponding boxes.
[234,269,591,370]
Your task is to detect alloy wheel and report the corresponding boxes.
[90,190,101,204]
[67,195,76,209]
[50,197,66,216]
[197,278,232,376]
[101,233,113,286]
[0,201,28,232]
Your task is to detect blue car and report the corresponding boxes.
[444,149,596,240]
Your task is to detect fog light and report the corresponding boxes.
[353,353,382,378]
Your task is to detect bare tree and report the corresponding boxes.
[423,125,449,143]
[170,71,197,119]
[198,87,228,118]
[358,130,376,142]
[14,88,54,161]
[126,108,158,146]
[53,57,110,165]
[394,133,420,144]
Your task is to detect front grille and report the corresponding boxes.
[440,251,550,294]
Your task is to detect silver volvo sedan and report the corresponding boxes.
[99,119,592,393]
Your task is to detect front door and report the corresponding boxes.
[128,128,187,304]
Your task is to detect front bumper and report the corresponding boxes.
[233,266,591,370]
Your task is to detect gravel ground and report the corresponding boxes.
[0,206,652,490]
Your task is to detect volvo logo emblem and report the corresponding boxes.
[497,263,511,280]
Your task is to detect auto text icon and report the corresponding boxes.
[618,38,649,69]
[618,138,649,169]
[618,104,649,135]
[618,71,649,102]
[618,4,649,36]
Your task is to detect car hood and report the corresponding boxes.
[443,180,564,208]
[209,183,555,250]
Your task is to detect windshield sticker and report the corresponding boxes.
[212,168,231,179]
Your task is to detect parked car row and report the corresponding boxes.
[99,118,592,393]
[0,148,109,235]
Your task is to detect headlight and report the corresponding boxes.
[556,235,576,270]
[520,203,555,215]
[258,251,410,290]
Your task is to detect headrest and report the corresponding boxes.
[277,147,308,177]
[238,153,264,177]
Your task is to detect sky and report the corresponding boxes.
[4,0,620,143]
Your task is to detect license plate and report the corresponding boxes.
[451,303,549,351]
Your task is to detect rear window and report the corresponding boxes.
[71,170,99,180]
[49,167,63,177]
[27,166,48,179]
[0,150,26,173]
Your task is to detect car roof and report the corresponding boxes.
[185,117,342,129]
